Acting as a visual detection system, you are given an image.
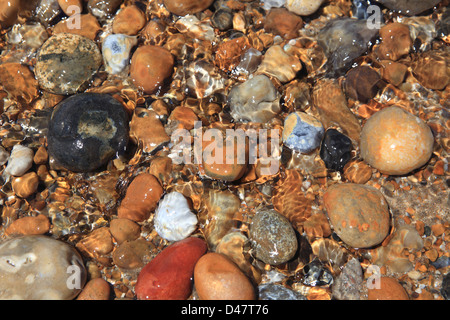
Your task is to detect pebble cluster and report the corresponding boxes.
[0,0,448,302]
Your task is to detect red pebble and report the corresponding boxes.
[135,237,207,300]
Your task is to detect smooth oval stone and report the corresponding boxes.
[367,277,409,300]
[360,106,434,175]
[135,237,207,300]
[76,278,111,300]
[374,0,441,17]
[163,0,214,16]
[35,33,102,95]
[194,252,256,300]
[258,284,306,300]
[282,111,324,154]
[47,93,129,172]
[249,209,298,265]
[0,235,86,300]
[320,129,353,172]
[323,183,390,248]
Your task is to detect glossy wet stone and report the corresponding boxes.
[47,93,129,172]
[258,284,307,300]
[57,0,82,16]
[367,277,409,300]
[5,214,50,236]
[117,173,163,222]
[109,218,141,244]
[211,8,233,31]
[129,45,174,95]
[88,0,122,20]
[264,8,303,40]
[0,235,86,300]
[102,34,138,74]
[112,5,146,36]
[35,33,102,95]
[194,252,256,300]
[0,0,19,28]
[323,183,390,248]
[0,63,39,105]
[11,172,39,198]
[282,111,324,154]
[360,106,434,175]
[135,237,207,300]
[76,278,111,300]
[411,50,450,90]
[285,0,325,16]
[257,45,302,83]
[163,0,214,16]
[53,13,102,41]
[249,208,298,265]
[320,129,353,172]
[4,144,34,177]
[376,23,412,61]
[228,74,281,123]
[302,259,334,286]
[374,0,441,16]
[345,66,382,103]
[317,17,378,76]
[379,60,408,87]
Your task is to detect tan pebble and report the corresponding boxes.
[194,252,255,300]
[5,214,50,236]
[117,173,164,222]
[425,248,438,262]
[33,146,48,165]
[76,227,114,260]
[264,8,303,40]
[149,156,172,185]
[112,238,151,270]
[376,23,412,61]
[379,60,408,87]
[0,0,19,28]
[168,106,199,131]
[11,172,39,198]
[109,218,141,244]
[431,223,445,237]
[368,277,409,300]
[53,13,102,41]
[163,0,214,16]
[57,0,82,16]
[76,278,111,300]
[113,5,146,36]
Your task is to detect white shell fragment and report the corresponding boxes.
[154,192,198,242]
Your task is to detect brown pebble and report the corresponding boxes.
[168,106,199,131]
[379,60,408,87]
[343,159,373,184]
[264,8,303,40]
[431,223,445,237]
[345,66,382,103]
[33,146,48,165]
[117,173,164,222]
[149,156,173,185]
[5,214,50,236]
[109,218,141,244]
[0,0,19,28]
[415,221,425,236]
[53,13,102,41]
[130,108,170,154]
[368,277,409,300]
[76,278,111,300]
[57,0,82,16]
[194,252,255,300]
[112,5,146,36]
[376,23,412,61]
[11,172,39,198]
[76,227,114,264]
[112,238,151,270]
[163,0,214,16]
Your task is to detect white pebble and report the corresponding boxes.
[154,192,198,242]
[4,145,34,177]
[285,0,325,16]
[102,34,137,74]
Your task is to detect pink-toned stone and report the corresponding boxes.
[135,237,207,300]
[76,278,111,300]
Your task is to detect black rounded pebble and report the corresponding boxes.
[211,8,233,31]
[47,93,129,172]
[320,129,353,172]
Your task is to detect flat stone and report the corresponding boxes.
[323,183,390,248]
[11,172,39,198]
[35,33,102,95]
[5,214,50,236]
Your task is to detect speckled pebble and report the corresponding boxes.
[282,111,324,154]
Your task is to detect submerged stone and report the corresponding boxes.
[320,129,353,172]
[282,111,324,154]
[374,0,441,16]
[47,93,129,172]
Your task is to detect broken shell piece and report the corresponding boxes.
[154,192,198,242]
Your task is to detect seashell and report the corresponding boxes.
[154,192,198,242]
[102,34,138,74]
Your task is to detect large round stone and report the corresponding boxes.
[323,183,390,248]
[360,106,434,175]
[35,33,102,95]
[0,235,86,300]
[47,93,129,172]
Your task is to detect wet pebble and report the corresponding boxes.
[47,93,129,173]
[249,208,298,265]
[0,0,19,28]
[76,278,111,300]
[0,235,86,300]
[5,214,50,236]
[376,23,412,61]
[442,273,450,300]
[11,172,39,198]
[35,33,102,95]
[117,173,164,222]
[264,8,303,40]
[320,129,353,172]
[257,45,302,83]
[282,111,324,154]
[302,259,333,286]
[258,284,306,300]
[0,63,40,105]
[379,60,408,87]
[367,277,409,300]
[5,144,34,177]
[109,218,141,244]
[53,13,102,41]
[343,159,373,184]
[0,146,9,165]
[374,0,441,16]
[88,0,122,20]
[411,50,450,90]
[323,183,390,248]
[102,34,138,74]
[360,106,434,175]
[332,258,364,300]
[194,252,256,300]
[130,108,170,153]
[228,74,281,123]
[112,238,151,270]
[135,237,207,300]
[345,66,382,103]
[57,0,82,16]
[112,5,146,36]
[285,0,325,16]
[76,227,114,265]
[154,192,198,242]
[129,45,174,95]
[163,0,214,16]
[211,8,233,31]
